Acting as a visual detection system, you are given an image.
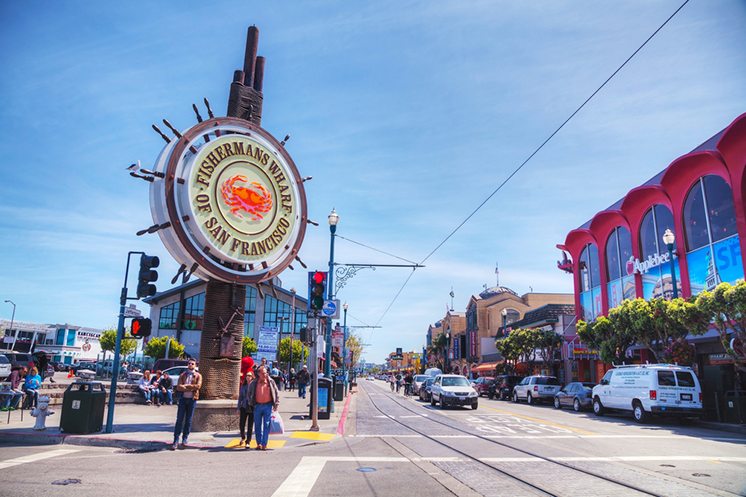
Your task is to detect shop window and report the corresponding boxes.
[579,243,601,321]
[684,175,742,295]
[606,227,635,309]
[182,293,205,330]
[244,286,257,338]
[159,301,181,330]
[639,205,680,300]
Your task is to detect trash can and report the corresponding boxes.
[312,377,333,420]
[60,381,106,434]
[723,390,746,424]
[333,377,344,401]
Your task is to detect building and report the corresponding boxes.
[385,350,421,371]
[145,277,308,359]
[1,320,104,364]
[559,112,746,420]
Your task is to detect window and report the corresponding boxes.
[639,205,680,300]
[606,227,635,309]
[537,377,559,385]
[657,370,676,387]
[182,293,205,330]
[244,286,257,338]
[579,243,602,320]
[675,371,695,387]
[159,302,181,330]
[263,296,292,333]
[66,330,75,346]
[684,176,742,295]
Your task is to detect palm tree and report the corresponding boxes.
[432,333,449,371]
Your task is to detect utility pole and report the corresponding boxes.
[309,319,319,431]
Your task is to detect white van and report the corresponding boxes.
[592,364,703,423]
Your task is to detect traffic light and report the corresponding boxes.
[300,327,310,344]
[136,254,160,299]
[131,317,152,338]
[307,271,328,311]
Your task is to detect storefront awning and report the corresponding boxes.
[473,361,501,373]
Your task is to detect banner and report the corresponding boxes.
[256,325,279,362]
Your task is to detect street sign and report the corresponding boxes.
[124,305,142,318]
[322,299,340,318]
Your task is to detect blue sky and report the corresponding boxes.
[1,1,745,364]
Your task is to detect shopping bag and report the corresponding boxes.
[270,411,285,435]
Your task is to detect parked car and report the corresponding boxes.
[554,382,596,411]
[412,375,430,395]
[49,360,68,372]
[592,364,703,423]
[419,377,435,402]
[3,352,33,369]
[162,365,198,380]
[424,367,442,378]
[512,375,561,405]
[472,377,494,397]
[153,358,189,372]
[488,375,524,400]
[430,374,479,409]
[0,354,10,380]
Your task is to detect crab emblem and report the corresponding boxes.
[221,175,273,221]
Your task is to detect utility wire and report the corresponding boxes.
[374,0,690,326]
[336,235,419,265]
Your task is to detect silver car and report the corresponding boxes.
[0,354,10,380]
[512,375,561,405]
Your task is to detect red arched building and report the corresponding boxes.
[558,113,746,417]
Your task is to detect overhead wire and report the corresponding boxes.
[372,0,691,326]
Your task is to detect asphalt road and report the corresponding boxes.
[1,378,744,497]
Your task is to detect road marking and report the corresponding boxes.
[398,415,424,418]
[225,438,287,449]
[289,431,335,441]
[0,449,79,470]
[431,435,477,439]
[480,456,746,463]
[478,406,596,435]
[351,434,423,438]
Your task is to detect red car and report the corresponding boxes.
[472,377,495,397]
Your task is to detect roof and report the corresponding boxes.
[478,286,518,299]
[509,304,576,328]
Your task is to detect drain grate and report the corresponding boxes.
[52,479,81,486]
[357,467,377,473]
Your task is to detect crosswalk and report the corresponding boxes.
[0,449,79,470]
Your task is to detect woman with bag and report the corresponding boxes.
[248,365,279,451]
[237,371,255,449]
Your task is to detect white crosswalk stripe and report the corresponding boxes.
[0,449,79,470]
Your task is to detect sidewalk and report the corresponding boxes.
[0,387,355,451]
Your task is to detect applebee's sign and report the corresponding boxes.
[625,252,671,275]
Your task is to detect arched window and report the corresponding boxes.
[578,243,602,321]
[504,308,520,325]
[638,205,680,300]
[683,175,742,295]
[605,227,635,309]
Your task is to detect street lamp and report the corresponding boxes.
[663,229,679,299]
[342,302,349,395]
[4,300,16,351]
[325,208,339,377]
[501,308,508,334]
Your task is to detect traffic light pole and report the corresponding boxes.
[105,251,143,434]
[325,226,336,378]
[310,318,319,431]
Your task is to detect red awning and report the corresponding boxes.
[473,362,501,373]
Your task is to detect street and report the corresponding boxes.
[1,378,745,497]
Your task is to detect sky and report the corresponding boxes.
[1,0,745,365]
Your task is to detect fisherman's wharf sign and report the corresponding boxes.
[150,117,307,283]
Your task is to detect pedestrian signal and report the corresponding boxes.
[307,271,328,311]
[131,317,152,338]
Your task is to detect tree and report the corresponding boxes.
[577,315,633,365]
[99,328,137,358]
[535,329,563,374]
[696,281,746,378]
[432,333,449,371]
[346,333,364,369]
[277,337,307,366]
[242,337,258,358]
[143,336,185,359]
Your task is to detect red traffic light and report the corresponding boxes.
[131,317,152,338]
[313,271,325,284]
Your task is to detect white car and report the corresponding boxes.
[512,376,561,405]
[0,354,10,380]
[429,374,479,409]
[412,375,430,394]
[592,364,703,423]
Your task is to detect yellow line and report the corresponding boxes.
[481,405,596,435]
[289,431,336,441]
[225,438,287,449]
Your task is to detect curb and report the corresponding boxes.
[694,420,746,436]
[336,392,354,435]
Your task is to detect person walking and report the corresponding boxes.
[248,365,279,451]
[395,372,402,393]
[171,359,202,450]
[237,371,255,449]
[288,368,296,392]
[296,365,309,399]
[404,371,414,396]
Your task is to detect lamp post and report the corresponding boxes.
[290,288,296,373]
[501,308,508,333]
[445,331,450,372]
[342,302,348,395]
[4,300,16,352]
[325,208,339,378]
[663,229,679,299]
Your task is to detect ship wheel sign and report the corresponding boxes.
[141,114,308,284]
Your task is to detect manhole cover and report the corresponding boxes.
[692,473,711,478]
[356,467,377,473]
[52,479,81,486]
[660,464,676,468]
